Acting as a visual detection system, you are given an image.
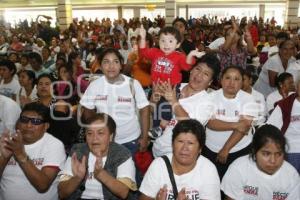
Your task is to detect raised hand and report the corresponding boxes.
[156,184,168,200]
[177,188,187,200]
[71,153,87,180]
[139,24,146,39]
[0,130,13,159]
[94,151,104,179]
[4,130,26,161]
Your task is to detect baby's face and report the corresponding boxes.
[159,33,178,55]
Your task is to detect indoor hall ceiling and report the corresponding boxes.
[0,0,285,8]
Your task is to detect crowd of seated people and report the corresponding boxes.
[0,13,299,200]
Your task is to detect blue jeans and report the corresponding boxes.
[287,153,300,174]
[122,139,143,189]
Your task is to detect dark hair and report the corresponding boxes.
[67,51,80,67]
[243,69,253,80]
[172,119,206,149]
[20,53,29,60]
[98,48,124,65]
[28,52,42,64]
[0,60,17,76]
[193,53,221,82]
[21,102,50,123]
[42,46,51,55]
[250,124,286,161]
[85,113,117,140]
[279,39,295,49]
[276,32,290,40]
[37,73,53,84]
[172,17,188,30]
[275,72,293,89]
[221,66,244,79]
[158,26,181,44]
[18,70,36,88]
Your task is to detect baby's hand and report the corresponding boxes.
[139,24,146,39]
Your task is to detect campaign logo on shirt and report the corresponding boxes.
[166,189,200,200]
[95,95,108,101]
[243,185,259,196]
[118,96,132,103]
[290,115,300,122]
[272,191,288,200]
[217,109,225,115]
[235,110,239,116]
[167,119,177,127]
[154,58,174,74]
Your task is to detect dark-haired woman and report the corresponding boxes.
[0,60,20,100]
[139,119,221,200]
[221,124,300,200]
[80,48,150,154]
[203,66,258,180]
[254,39,296,98]
[266,72,295,114]
[16,70,37,107]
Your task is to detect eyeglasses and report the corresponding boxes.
[19,116,45,125]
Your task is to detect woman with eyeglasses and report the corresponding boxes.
[0,102,66,200]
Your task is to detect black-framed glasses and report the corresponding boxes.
[19,116,45,125]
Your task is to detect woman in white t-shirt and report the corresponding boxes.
[0,60,21,100]
[151,53,221,157]
[16,70,37,107]
[139,119,221,200]
[58,113,137,200]
[221,124,300,200]
[267,79,300,174]
[266,72,295,114]
[203,66,258,180]
[80,48,150,153]
[254,39,296,98]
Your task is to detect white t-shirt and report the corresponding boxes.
[0,94,21,135]
[61,152,135,199]
[0,133,66,200]
[80,75,149,144]
[15,86,37,106]
[287,59,300,84]
[208,37,225,50]
[152,84,214,157]
[266,91,294,113]
[287,182,300,200]
[139,154,221,200]
[253,54,296,98]
[267,100,300,153]
[206,89,258,153]
[221,155,300,200]
[251,88,267,126]
[0,78,21,99]
[261,45,279,56]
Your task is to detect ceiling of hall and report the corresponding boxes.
[0,0,285,8]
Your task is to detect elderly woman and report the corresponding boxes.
[58,113,136,200]
[254,39,296,98]
[151,53,220,157]
[139,119,221,200]
[203,66,258,180]
[221,124,300,199]
[80,48,150,153]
